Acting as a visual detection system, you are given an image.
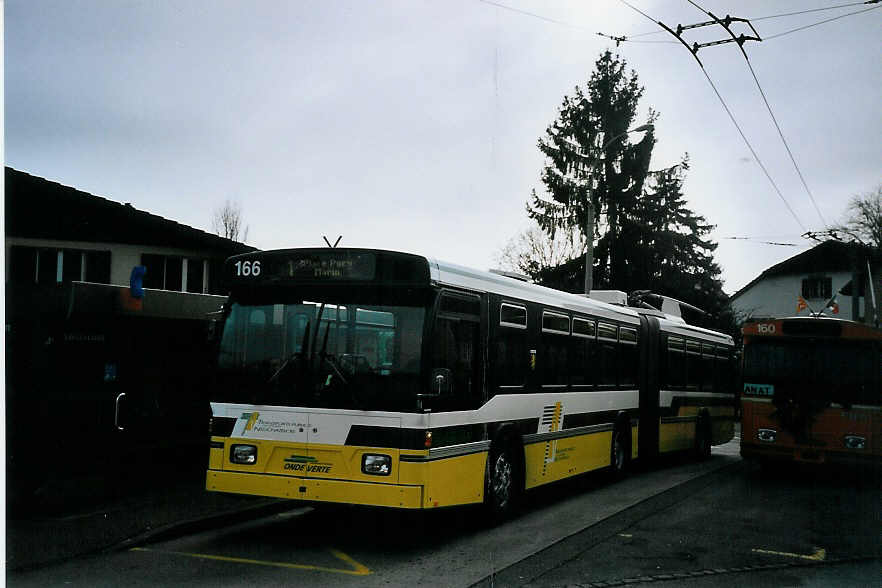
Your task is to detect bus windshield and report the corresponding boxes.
[743,339,878,406]
[212,299,426,411]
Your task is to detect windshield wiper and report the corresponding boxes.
[267,320,311,384]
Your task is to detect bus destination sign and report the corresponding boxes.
[289,252,376,281]
[230,251,377,282]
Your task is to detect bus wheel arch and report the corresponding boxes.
[695,410,712,460]
[484,425,524,521]
[610,413,631,478]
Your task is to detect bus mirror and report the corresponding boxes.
[430,368,452,396]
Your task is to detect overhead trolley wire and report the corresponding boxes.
[475,0,592,32]
[624,29,667,38]
[723,237,802,247]
[616,0,809,233]
[611,1,880,45]
[685,0,828,228]
[763,4,881,40]
[752,1,877,22]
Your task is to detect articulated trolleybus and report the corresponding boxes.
[741,316,882,466]
[206,248,735,516]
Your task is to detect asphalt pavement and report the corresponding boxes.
[5,461,289,572]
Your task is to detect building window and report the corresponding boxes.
[186,259,205,293]
[802,276,832,300]
[8,246,110,285]
[141,254,207,293]
[9,246,38,284]
[84,251,112,283]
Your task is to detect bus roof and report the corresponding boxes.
[225,248,734,346]
[429,257,641,325]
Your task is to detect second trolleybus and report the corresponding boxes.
[741,316,881,466]
[206,248,736,516]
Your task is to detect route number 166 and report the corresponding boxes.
[234,260,261,277]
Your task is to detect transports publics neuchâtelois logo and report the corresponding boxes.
[284,454,332,473]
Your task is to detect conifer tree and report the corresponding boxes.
[527,50,654,288]
[520,50,735,335]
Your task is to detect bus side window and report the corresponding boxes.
[597,322,618,387]
[665,336,686,389]
[570,317,595,387]
[685,339,701,390]
[497,302,528,390]
[541,311,569,387]
[701,344,715,391]
[619,327,638,387]
[714,345,735,394]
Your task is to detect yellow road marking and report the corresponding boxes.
[751,547,826,561]
[329,548,372,575]
[130,547,372,576]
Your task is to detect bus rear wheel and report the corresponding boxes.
[610,426,629,479]
[695,414,712,460]
[484,441,521,522]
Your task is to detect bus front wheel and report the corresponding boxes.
[484,441,521,521]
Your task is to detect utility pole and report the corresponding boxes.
[563,125,654,294]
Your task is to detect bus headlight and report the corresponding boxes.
[843,435,866,450]
[362,454,391,476]
[230,444,258,464]
[757,428,777,443]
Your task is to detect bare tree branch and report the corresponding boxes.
[212,200,249,242]
[496,223,580,280]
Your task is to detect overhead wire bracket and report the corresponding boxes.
[658,13,762,63]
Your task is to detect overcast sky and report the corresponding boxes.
[6,0,881,293]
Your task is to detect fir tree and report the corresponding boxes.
[523,51,735,335]
[527,50,654,288]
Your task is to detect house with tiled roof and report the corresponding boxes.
[4,167,259,499]
[4,167,254,293]
[730,240,881,325]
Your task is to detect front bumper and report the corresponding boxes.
[206,469,424,509]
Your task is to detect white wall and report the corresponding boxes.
[5,237,217,289]
[732,271,857,321]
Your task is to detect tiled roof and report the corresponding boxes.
[5,167,255,255]
[731,240,875,301]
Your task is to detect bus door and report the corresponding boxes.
[428,291,483,411]
[638,315,660,463]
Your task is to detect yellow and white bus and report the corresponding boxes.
[206,248,735,517]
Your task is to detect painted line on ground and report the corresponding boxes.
[752,547,826,561]
[129,546,372,576]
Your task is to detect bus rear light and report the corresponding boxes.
[425,431,433,448]
[757,429,777,443]
[843,435,866,450]
[230,444,257,464]
[362,454,391,476]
